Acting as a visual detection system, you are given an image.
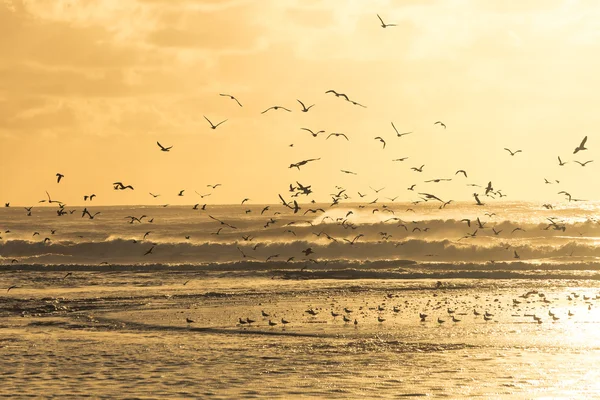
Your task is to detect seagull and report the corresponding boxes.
[219,93,242,107]
[204,116,227,129]
[377,14,396,28]
[178,190,185,196]
[473,193,484,206]
[301,128,324,137]
[149,192,160,197]
[341,170,357,175]
[297,99,314,112]
[574,136,588,154]
[575,160,593,167]
[157,141,172,152]
[207,184,221,189]
[434,121,446,129]
[374,136,386,149]
[411,165,425,172]
[327,133,349,141]
[56,173,64,183]
[514,250,520,259]
[504,148,522,156]
[391,122,411,137]
[289,158,320,170]
[144,246,154,256]
[393,157,409,161]
[261,106,291,114]
[455,170,468,178]
[7,285,18,293]
[113,182,134,190]
[558,156,567,166]
[407,184,416,191]
[325,90,349,101]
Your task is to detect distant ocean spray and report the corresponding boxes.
[2,202,600,279]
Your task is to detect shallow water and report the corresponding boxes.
[2,274,600,398]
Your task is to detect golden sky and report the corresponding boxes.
[1,0,599,206]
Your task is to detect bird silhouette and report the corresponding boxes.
[219,93,242,107]
[157,141,172,152]
[377,14,396,28]
[262,106,291,114]
[574,136,588,154]
[204,116,227,129]
[504,148,522,156]
[297,99,314,112]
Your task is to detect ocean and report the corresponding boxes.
[2,201,600,398]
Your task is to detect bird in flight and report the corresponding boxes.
[504,148,522,156]
[113,182,134,190]
[301,128,324,137]
[207,184,222,189]
[325,90,349,101]
[178,190,185,196]
[204,116,227,129]
[558,156,567,166]
[377,14,396,28]
[83,194,96,201]
[144,246,154,256]
[455,170,468,178]
[575,160,593,167]
[157,141,172,152]
[370,186,385,193]
[434,121,446,129]
[391,122,411,137]
[425,178,452,183]
[261,106,291,114]
[574,136,588,154]
[341,170,357,175]
[297,99,314,112]
[411,165,425,172]
[374,137,386,149]
[393,157,408,162]
[327,133,349,141]
[219,93,242,107]
[149,192,160,197]
[56,173,64,183]
[407,184,416,191]
[289,158,320,170]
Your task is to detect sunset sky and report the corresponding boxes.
[1,0,599,206]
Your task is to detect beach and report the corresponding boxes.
[3,270,600,398]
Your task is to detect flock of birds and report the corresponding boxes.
[181,283,600,330]
[1,15,596,287]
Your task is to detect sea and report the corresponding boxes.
[2,201,600,398]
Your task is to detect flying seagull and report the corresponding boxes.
[391,122,411,137]
[297,99,314,112]
[574,136,588,154]
[56,173,64,183]
[327,133,349,141]
[262,106,291,114]
[374,137,386,149]
[325,90,349,101]
[558,156,567,166]
[434,121,446,129]
[504,148,522,156]
[301,128,324,137]
[219,93,242,107]
[204,116,227,129]
[289,158,320,170]
[157,141,172,152]
[377,14,396,28]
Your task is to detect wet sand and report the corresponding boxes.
[2,272,600,398]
